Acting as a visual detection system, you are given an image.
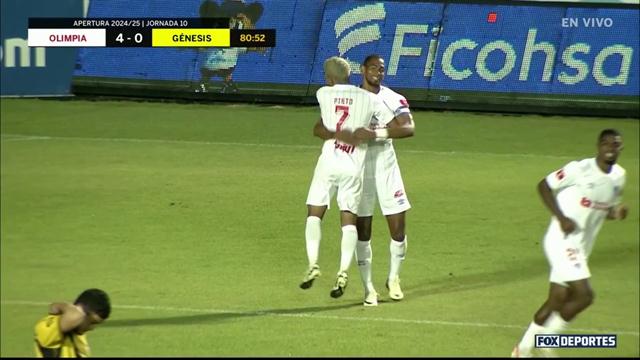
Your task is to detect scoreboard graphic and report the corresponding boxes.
[27,18,276,48]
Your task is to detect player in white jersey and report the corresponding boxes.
[314,55,415,306]
[512,129,628,358]
[300,56,382,299]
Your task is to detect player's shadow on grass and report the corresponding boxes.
[102,302,362,328]
[404,241,634,299]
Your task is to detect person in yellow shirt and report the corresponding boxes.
[34,288,111,357]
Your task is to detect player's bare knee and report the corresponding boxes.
[548,284,569,308]
[533,312,549,326]
[387,223,405,242]
[571,286,594,310]
[307,205,326,219]
[390,233,405,242]
[385,213,406,240]
[357,231,371,241]
[340,211,358,226]
[356,217,372,240]
[356,223,371,240]
[582,289,595,307]
[547,295,566,310]
[388,224,405,241]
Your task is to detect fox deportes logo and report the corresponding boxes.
[535,334,617,348]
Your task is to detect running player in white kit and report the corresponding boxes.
[300,56,383,299]
[314,55,415,306]
[512,129,628,357]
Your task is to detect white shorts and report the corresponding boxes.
[543,219,591,287]
[305,157,363,214]
[357,144,411,217]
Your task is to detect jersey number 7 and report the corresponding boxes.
[335,105,350,131]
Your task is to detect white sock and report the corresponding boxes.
[305,216,321,266]
[339,225,358,273]
[355,240,374,292]
[517,321,546,355]
[544,311,569,334]
[388,236,407,281]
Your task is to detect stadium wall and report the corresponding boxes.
[72,0,640,117]
[1,0,82,96]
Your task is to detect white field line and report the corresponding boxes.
[0,135,52,142]
[0,133,586,160]
[2,300,638,337]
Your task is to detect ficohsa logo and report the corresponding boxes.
[439,29,633,86]
[334,3,634,87]
[334,3,386,74]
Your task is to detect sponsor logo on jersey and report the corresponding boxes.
[334,141,355,154]
[580,197,610,210]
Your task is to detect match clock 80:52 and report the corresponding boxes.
[230,29,275,47]
[106,28,152,47]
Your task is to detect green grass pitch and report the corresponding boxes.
[1,98,638,357]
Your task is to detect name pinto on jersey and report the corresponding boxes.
[334,97,353,105]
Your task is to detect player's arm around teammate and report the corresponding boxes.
[355,111,415,141]
[313,118,371,145]
[311,55,416,305]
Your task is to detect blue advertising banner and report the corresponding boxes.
[74,0,638,97]
[310,1,445,91]
[431,5,638,95]
[75,0,325,94]
[517,0,638,3]
[313,1,638,96]
[1,0,82,96]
